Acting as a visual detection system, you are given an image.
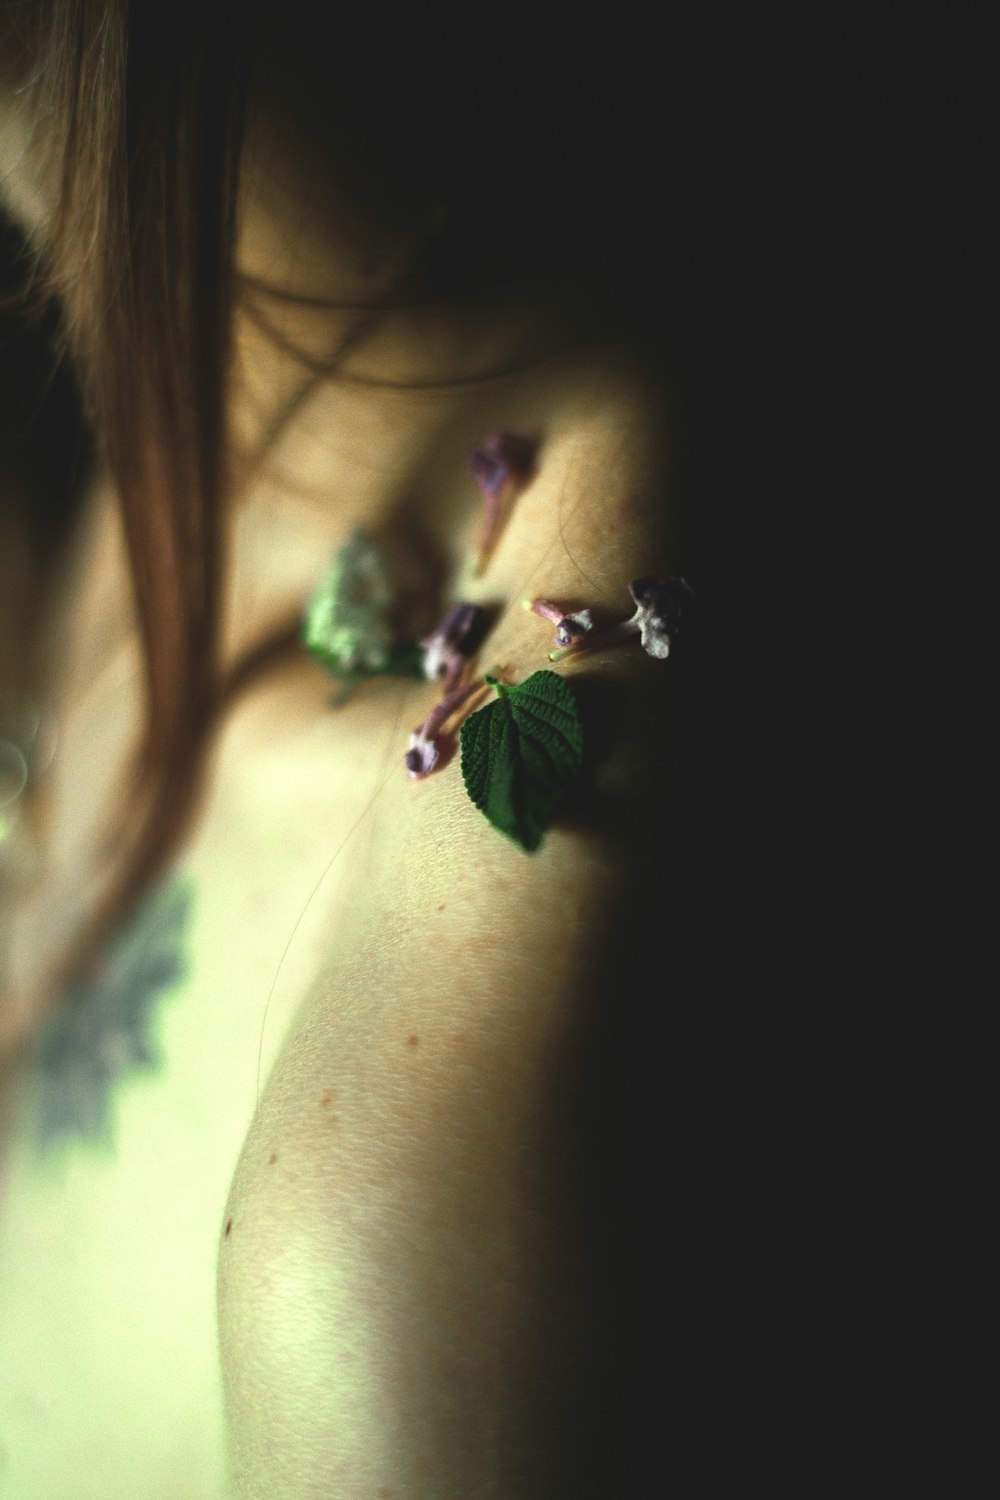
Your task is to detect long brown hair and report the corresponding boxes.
[7,2,247,980]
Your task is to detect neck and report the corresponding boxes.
[224,267,608,668]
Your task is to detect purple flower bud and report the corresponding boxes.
[468,450,506,499]
[554,610,594,647]
[420,602,482,690]
[527,597,565,626]
[405,680,483,781]
[468,432,536,498]
[405,733,440,779]
[468,432,538,572]
[525,597,595,655]
[546,577,695,662]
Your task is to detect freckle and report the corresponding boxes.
[268,1152,278,1165]
[224,1219,233,1237]
[407,1034,420,1049]
[321,1092,333,1107]
[437,903,446,912]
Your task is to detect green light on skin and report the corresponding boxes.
[1,739,28,847]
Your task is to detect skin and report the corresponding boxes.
[0,80,680,1498]
[215,330,678,1497]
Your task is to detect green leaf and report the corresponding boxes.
[460,670,583,851]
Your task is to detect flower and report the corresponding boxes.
[406,680,483,781]
[554,610,594,647]
[468,431,536,498]
[623,576,696,659]
[419,603,483,690]
[468,432,537,572]
[542,576,696,662]
[405,732,440,779]
[523,596,595,652]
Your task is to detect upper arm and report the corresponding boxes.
[216,666,677,1497]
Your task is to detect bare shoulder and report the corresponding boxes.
[217,344,685,1497]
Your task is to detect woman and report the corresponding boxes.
[0,5,706,1494]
